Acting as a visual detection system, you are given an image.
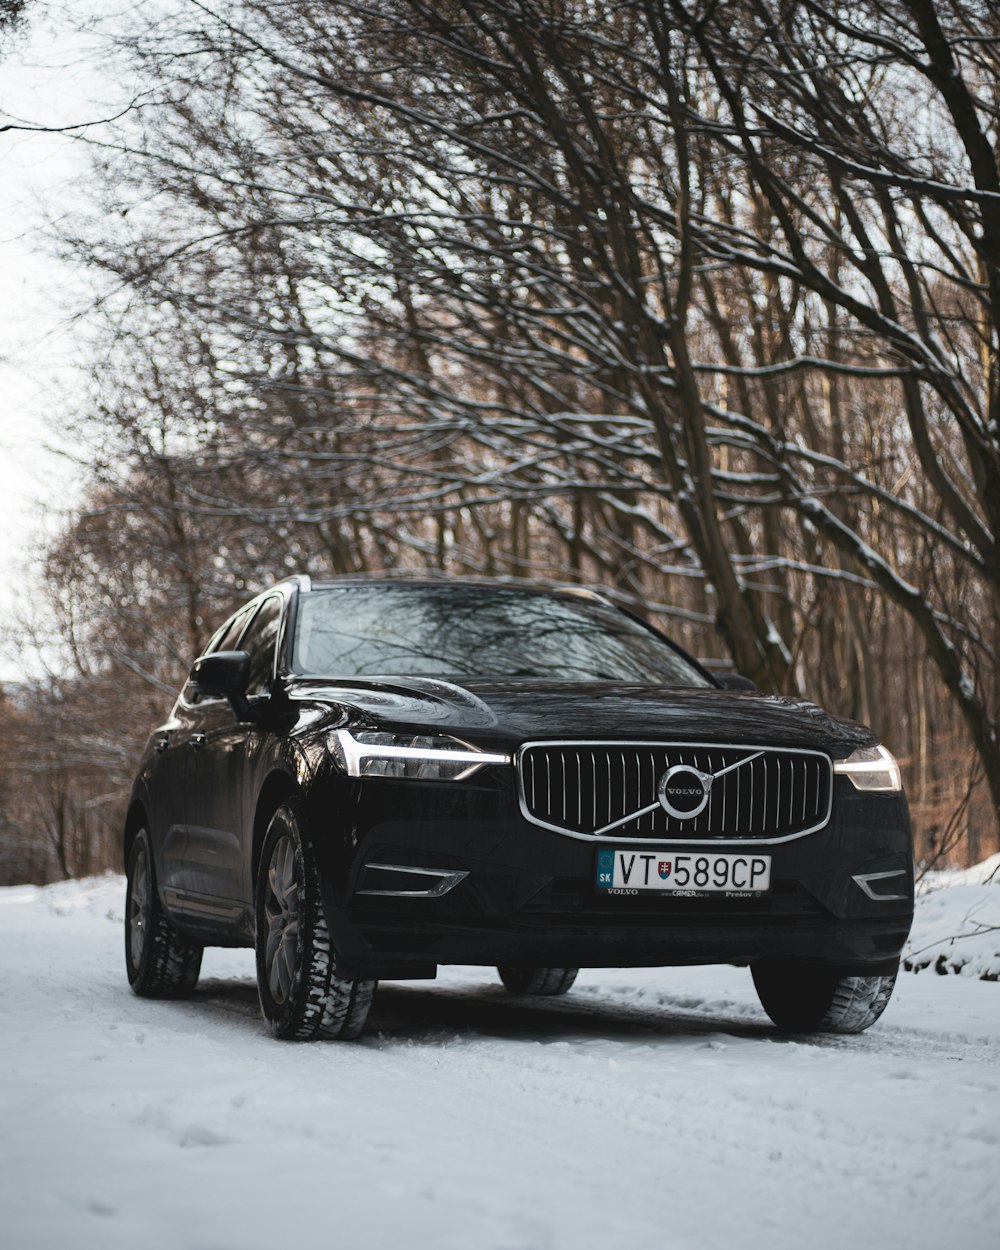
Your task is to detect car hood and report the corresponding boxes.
[287,675,874,754]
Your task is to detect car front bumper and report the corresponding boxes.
[305,770,914,980]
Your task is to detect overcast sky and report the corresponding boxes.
[0,3,135,678]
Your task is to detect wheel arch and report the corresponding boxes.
[123,799,149,870]
[252,770,299,887]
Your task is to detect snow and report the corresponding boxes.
[904,853,1000,980]
[1,875,998,1250]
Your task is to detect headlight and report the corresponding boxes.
[833,744,902,792]
[330,729,510,781]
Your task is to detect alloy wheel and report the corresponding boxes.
[263,835,301,1004]
[128,847,150,968]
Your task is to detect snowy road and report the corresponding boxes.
[1,877,997,1250]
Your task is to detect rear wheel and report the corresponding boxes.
[497,966,579,997]
[255,800,375,1040]
[752,960,897,1034]
[125,830,202,997]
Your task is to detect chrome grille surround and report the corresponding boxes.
[517,740,833,844]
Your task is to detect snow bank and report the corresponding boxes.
[1,873,999,1250]
[904,853,1000,980]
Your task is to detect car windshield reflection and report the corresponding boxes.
[292,584,711,686]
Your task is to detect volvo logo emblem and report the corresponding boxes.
[657,764,715,820]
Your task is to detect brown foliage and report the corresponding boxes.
[5,0,1000,879]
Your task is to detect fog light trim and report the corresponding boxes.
[852,869,910,902]
[356,863,469,898]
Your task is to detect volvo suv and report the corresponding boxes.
[124,577,914,1039]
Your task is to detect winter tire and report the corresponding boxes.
[125,830,203,997]
[752,960,898,1034]
[497,966,579,996]
[255,799,376,1041]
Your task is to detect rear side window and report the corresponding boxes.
[241,597,283,697]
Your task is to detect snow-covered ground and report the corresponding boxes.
[905,853,1000,980]
[1,876,997,1250]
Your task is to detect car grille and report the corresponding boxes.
[518,741,832,841]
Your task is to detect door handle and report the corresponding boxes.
[189,734,206,750]
[153,735,170,754]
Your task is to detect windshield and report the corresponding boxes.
[292,585,711,686]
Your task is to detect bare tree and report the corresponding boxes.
[7,0,997,882]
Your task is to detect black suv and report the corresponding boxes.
[124,577,914,1039]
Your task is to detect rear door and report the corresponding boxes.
[156,605,254,908]
[142,703,197,897]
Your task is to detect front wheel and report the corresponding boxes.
[752,960,898,1034]
[497,966,579,996]
[125,830,202,997]
[255,800,375,1041]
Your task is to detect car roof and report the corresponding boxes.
[295,575,612,607]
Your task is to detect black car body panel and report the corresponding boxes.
[127,577,914,983]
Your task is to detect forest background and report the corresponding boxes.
[1,0,998,884]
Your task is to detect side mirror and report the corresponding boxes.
[715,672,758,692]
[190,650,252,719]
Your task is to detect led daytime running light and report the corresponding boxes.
[331,728,510,780]
[833,744,902,793]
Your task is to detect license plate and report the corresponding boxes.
[595,849,771,895]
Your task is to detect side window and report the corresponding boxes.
[211,607,254,656]
[240,597,283,697]
[183,606,254,705]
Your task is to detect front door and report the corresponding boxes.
[183,595,283,906]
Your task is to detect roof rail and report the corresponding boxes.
[558,584,611,606]
[272,573,311,593]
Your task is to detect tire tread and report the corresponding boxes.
[256,799,376,1041]
[497,965,579,996]
[752,960,897,1035]
[819,973,897,1034]
[125,833,202,999]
